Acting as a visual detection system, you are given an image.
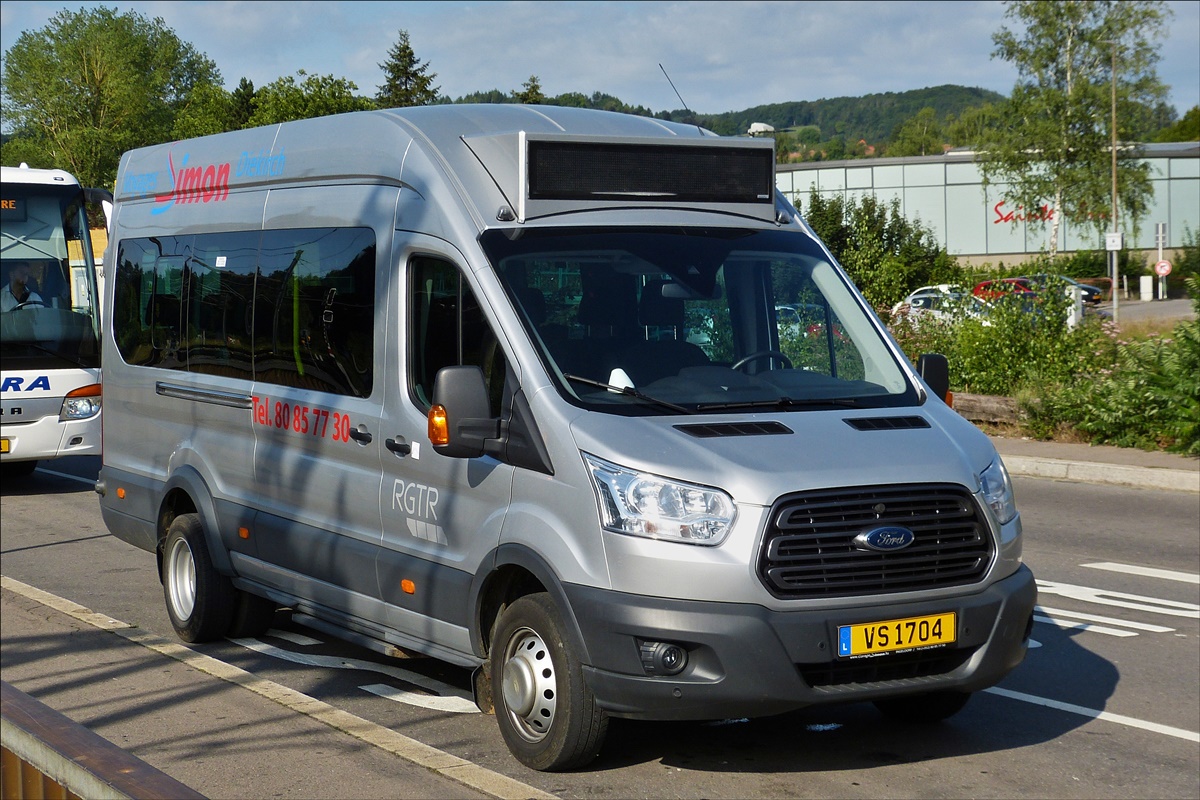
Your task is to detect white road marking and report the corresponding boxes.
[1033,614,1137,637]
[985,687,1200,743]
[266,628,323,646]
[1037,580,1200,619]
[1082,562,1200,585]
[1035,605,1175,633]
[33,467,94,486]
[229,638,478,713]
[361,683,479,714]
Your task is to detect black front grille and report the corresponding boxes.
[759,484,993,598]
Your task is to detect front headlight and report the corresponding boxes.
[980,457,1017,525]
[583,453,735,546]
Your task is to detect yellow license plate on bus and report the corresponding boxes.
[838,612,956,657]
[0,438,10,454]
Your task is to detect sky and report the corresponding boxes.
[1,0,1198,119]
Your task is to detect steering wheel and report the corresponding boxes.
[13,299,45,310]
[731,349,793,371]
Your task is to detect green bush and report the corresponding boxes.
[801,190,957,310]
[1036,278,1200,455]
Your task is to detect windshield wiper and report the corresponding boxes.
[695,396,860,412]
[563,374,694,415]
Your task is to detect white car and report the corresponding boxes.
[892,285,990,323]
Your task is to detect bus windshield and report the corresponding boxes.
[1,182,102,369]
[482,226,918,415]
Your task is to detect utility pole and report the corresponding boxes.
[1110,41,1120,324]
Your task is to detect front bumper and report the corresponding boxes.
[567,564,1036,721]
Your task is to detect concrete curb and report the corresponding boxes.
[1003,454,1200,493]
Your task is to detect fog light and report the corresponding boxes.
[639,640,688,676]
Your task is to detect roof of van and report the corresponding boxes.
[114,104,775,226]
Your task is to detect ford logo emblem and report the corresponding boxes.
[854,526,915,552]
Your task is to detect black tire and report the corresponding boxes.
[491,593,608,771]
[874,690,972,722]
[228,591,278,638]
[162,513,236,642]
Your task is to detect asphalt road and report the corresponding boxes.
[2,456,1198,799]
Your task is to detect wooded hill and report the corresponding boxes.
[453,83,1007,145]
[679,84,1007,141]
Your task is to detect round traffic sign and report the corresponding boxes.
[1154,260,1172,277]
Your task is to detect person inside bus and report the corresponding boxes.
[1,261,43,312]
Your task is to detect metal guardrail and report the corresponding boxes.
[1,681,205,800]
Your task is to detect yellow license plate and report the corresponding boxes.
[0,438,9,454]
[838,612,956,657]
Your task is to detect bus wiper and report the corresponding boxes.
[563,374,694,415]
[695,396,860,412]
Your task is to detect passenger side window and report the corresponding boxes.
[409,256,506,415]
[255,228,376,397]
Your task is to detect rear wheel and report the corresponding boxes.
[874,690,972,722]
[162,513,235,642]
[491,593,608,771]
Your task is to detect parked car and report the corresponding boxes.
[971,278,1038,302]
[776,303,845,339]
[892,285,990,323]
[1021,274,1104,305]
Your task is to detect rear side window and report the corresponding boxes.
[112,227,376,397]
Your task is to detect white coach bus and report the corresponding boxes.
[1,164,110,475]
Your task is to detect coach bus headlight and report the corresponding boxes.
[60,384,102,421]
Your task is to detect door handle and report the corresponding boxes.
[385,437,412,456]
[349,425,373,444]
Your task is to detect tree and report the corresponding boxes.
[248,70,375,126]
[945,103,1003,148]
[887,107,945,157]
[375,30,439,108]
[1,6,222,189]
[230,78,257,129]
[514,75,545,105]
[977,0,1171,255]
[1154,105,1200,142]
[802,190,957,310]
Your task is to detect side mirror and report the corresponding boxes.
[428,366,500,458]
[917,353,952,406]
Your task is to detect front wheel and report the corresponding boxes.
[491,593,608,771]
[162,513,236,642]
[874,690,972,722]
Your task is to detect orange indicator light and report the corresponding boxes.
[239,527,250,539]
[428,405,449,446]
[401,579,416,594]
[116,487,126,499]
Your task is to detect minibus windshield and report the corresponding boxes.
[483,227,919,415]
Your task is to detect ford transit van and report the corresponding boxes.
[97,105,1035,771]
